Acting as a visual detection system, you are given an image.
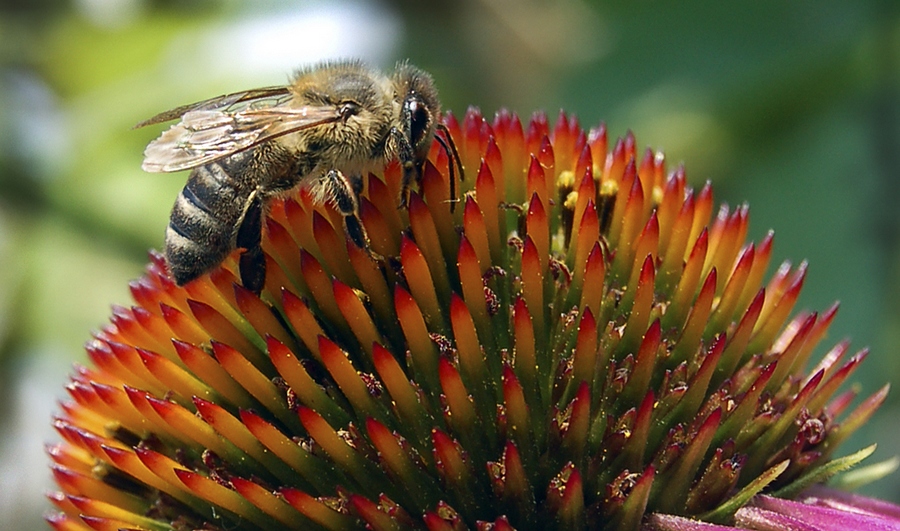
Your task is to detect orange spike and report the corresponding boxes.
[457,236,488,327]
[311,211,357,284]
[621,319,662,405]
[159,304,209,346]
[408,192,451,300]
[365,418,419,489]
[664,229,709,331]
[144,394,226,455]
[794,303,839,371]
[484,136,506,203]
[737,231,774,312]
[536,137,556,201]
[239,409,333,494]
[493,110,526,199]
[212,341,293,426]
[297,407,356,468]
[187,299,267,368]
[463,196,492,274]
[573,143,592,188]
[526,192,550,275]
[588,124,608,179]
[688,182,714,254]
[282,197,321,260]
[512,297,537,392]
[717,289,766,378]
[400,236,444,330]
[120,386,179,440]
[627,213,659,295]
[475,160,503,265]
[299,250,348,333]
[84,340,152,392]
[171,340,254,409]
[359,196,400,258]
[571,308,598,391]
[618,255,656,356]
[656,168,686,259]
[610,168,644,279]
[669,269,717,367]
[372,343,428,430]
[526,157,549,221]
[431,429,470,488]
[193,397,275,467]
[133,447,192,496]
[370,171,405,235]
[394,285,439,383]
[280,289,325,360]
[603,137,627,184]
[263,218,304,288]
[553,110,576,173]
[658,188,695,292]
[561,382,590,458]
[450,294,487,394]
[347,241,393,322]
[174,469,271,527]
[99,446,193,505]
[521,237,545,337]
[107,306,162,356]
[234,284,296,351]
[136,348,214,403]
[317,336,380,419]
[579,243,606,318]
[333,278,381,357]
[569,171,597,252]
[108,341,166,394]
[420,160,459,253]
[87,384,156,436]
[525,111,550,156]
[750,262,807,352]
[280,488,358,529]
[502,365,531,447]
[230,477,307,528]
[262,251,294,298]
[129,307,178,358]
[570,200,600,294]
[438,357,476,433]
[709,244,756,332]
[266,336,346,423]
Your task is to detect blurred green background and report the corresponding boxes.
[1,0,898,529]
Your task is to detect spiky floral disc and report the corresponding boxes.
[47,108,887,531]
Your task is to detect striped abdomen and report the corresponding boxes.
[165,159,250,285]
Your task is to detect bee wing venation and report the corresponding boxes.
[142,106,344,173]
[134,87,293,128]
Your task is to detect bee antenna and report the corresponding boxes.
[435,123,464,213]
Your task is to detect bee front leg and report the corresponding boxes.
[322,169,369,250]
[236,193,266,294]
[389,127,419,209]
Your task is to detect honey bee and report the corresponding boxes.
[138,60,461,293]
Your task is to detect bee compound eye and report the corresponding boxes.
[408,100,430,144]
[340,101,361,121]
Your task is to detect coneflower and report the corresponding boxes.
[47,107,896,531]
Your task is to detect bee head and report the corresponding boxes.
[393,63,441,162]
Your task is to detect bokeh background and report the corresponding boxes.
[1,0,898,529]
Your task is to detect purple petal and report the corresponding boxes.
[643,513,743,530]
[747,494,900,530]
[798,485,900,520]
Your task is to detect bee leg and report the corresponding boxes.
[323,169,369,250]
[236,193,266,294]
[389,127,419,209]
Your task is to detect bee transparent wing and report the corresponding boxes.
[141,105,344,173]
[134,87,293,128]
